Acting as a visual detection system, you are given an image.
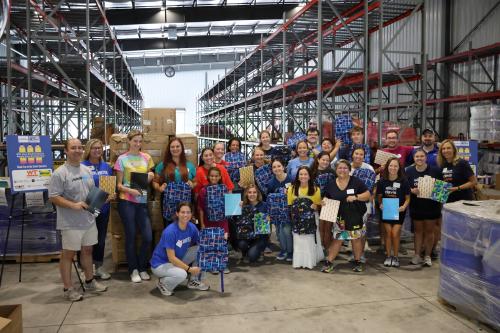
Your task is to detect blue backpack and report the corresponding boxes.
[290,197,317,235]
[163,182,192,221]
[197,227,228,272]
[206,184,227,221]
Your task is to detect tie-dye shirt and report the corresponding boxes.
[114,152,154,203]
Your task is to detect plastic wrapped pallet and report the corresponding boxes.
[439,200,500,329]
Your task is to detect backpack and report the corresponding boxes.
[266,191,289,225]
[286,132,307,150]
[351,167,377,192]
[163,182,192,221]
[236,205,256,239]
[315,172,334,196]
[272,145,292,166]
[253,212,271,235]
[224,152,247,184]
[290,197,317,235]
[197,227,228,272]
[255,164,273,195]
[335,115,353,145]
[206,184,227,221]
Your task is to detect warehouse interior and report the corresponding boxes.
[0,0,499,332]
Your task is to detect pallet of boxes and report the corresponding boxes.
[108,108,177,270]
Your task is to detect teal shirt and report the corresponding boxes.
[154,161,196,182]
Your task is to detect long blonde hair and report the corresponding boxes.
[437,139,458,167]
[83,139,104,161]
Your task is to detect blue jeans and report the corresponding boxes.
[93,209,110,265]
[277,223,293,256]
[118,200,152,274]
[237,237,267,262]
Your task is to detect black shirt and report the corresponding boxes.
[441,159,474,202]
[324,176,368,220]
[405,165,442,219]
[376,177,411,206]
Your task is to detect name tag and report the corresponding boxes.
[393,182,400,188]
[347,189,355,195]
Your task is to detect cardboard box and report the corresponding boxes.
[0,304,22,333]
[142,108,176,135]
[109,134,128,163]
[108,201,123,235]
[476,187,500,200]
[175,133,198,166]
[142,134,169,164]
[111,233,143,265]
[496,173,500,190]
[148,200,165,232]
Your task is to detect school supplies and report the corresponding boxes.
[351,167,377,191]
[266,192,289,224]
[417,175,436,199]
[130,172,148,191]
[99,175,116,195]
[290,197,317,235]
[236,205,256,239]
[319,198,340,223]
[239,166,255,187]
[431,179,452,203]
[374,150,398,166]
[382,198,399,220]
[85,187,109,216]
[224,152,247,183]
[335,115,353,145]
[286,132,307,150]
[253,212,271,235]
[197,227,228,292]
[315,172,334,196]
[224,193,242,216]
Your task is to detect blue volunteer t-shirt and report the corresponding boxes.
[150,221,199,269]
[81,160,113,215]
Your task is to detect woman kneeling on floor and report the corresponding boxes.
[150,202,210,296]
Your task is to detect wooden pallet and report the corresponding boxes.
[2,253,60,263]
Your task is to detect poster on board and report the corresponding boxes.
[6,135,53,193]
[454,140,478,175]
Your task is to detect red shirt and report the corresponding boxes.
[382,145,414,168]
[194,165,234,195]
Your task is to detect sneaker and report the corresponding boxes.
[391,256,400,268]
[264,246,272,254]
[321,260,334,273]
[211,271,219,275]
[352,261,364,273]
[360,255,366,264]
[95,266,111,280]
[431,248,439,260]
[410,255,422,265]
[384,256,392,267]
[84,279,107,292]
[348,254,355,263]
[157,280,172,296]
[187,279,210,291]
[224,267,231,274]
[130,269,141,283]
[285,254,293,262]
[64,288,83,301]
[423,256,432,267]
[139,271,151,281]
[276,252,286,261]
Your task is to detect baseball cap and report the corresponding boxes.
[422,128,435,135]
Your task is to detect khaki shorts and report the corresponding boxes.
[61,224,98,251]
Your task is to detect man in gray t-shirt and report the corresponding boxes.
[49,138,107,301]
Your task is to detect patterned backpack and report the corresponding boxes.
[272,145,292,166]
[163,182,192,221]
[224,152,247,184]
[351,167,377,192]
[335,115,353,145]
[290,197,317,235]
[266,191,289,225]
[236,205,256,239]
[253,212,271,235]
[255,164,273,195]
[206,184,228,221]
[315,172,334,196]
[197,227,228,272]
[286,132,307,150]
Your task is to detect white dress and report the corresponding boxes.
[293,212,324,269]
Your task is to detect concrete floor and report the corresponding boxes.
[0,245,494,333]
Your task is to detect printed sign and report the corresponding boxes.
[454,140,478,175]
[6,135,53,193]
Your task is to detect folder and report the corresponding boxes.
[85,187,109,216]
[382,198,399,220]
[224,193,242,216]
[130,172,148,190]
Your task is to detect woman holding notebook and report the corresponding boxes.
[114,130,155,283]
[376,157,410,268]
[82,139,115,280]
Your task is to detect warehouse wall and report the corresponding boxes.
[135,69,225,134]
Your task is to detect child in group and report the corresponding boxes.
[197,167,230,273]
[376,157,411,268]
[150,202,209,296]
[287,166,324,269]
[311,152,335,251]
[237,185,269,264]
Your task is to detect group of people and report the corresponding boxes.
[48,125,477,300]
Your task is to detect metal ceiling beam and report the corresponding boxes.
[116,35,262,51]
[125,52,245,67]
[106,5,299,25]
